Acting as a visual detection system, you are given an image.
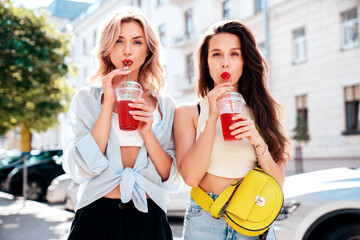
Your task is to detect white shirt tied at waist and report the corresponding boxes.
[62,86,184,213]
[119,167,168,212]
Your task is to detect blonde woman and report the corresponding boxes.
[62,7,182,240]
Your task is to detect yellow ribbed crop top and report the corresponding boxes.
[196,97,257,178]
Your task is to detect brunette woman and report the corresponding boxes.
[174,20,290,240]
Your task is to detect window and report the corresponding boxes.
[223,0,231,19]
[294,95,309,140]
[93,30,97,48]
[293,27,306,63]
[341,8,359,49]
[186,53,194,84]
[82,38,87,54]
[257,41,268,60]
[159,24,166,46]
[255,0,264,13]
[344,85,360,134]
[157,0,164,5]
[83,67,88,79]
[185,9,193,38]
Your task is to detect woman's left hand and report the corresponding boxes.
[129,99,154,136]
[229,113,263,146]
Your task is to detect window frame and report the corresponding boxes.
[255,0,264,14]
[341,8,359,50]
[185,9,193,38]
[186,53,194,84]
[294,94,310,140]
[343,85,360,135]
[223,0,231,19]
[292,27,307,64]
[158,23,166,46]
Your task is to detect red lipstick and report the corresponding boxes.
[221,72,230,80]
[122,59,133,66]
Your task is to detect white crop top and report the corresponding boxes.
[112,103,161,147]
[196,97,257,178]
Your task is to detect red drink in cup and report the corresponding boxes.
[217,92,246,141]
[115,81,143,131]
[117,100,139,130]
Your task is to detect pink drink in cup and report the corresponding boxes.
[115,81,143,131]
[217,92,246,141]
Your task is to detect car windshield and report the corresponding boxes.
[27,150,63,164]
[0,156,23,168]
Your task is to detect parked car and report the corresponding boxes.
[46,173,73,203]
[274,167,360,240]
[3,150,64,201]
[0,153,29,189]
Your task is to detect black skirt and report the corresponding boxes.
[68,197,173,240]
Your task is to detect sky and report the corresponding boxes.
[12,0,54,9]
[12,0,96,10]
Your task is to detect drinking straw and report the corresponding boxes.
[226,79,234,112]
[127,62,130,97]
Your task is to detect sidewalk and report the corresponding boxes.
[0,192,74,240]
[0,192,183,240]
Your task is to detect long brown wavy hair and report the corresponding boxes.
[88,7,165,96]
[196,20,290,164]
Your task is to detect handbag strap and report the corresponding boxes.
[190,186,214,212]
[210,180,241,218]
[190,180,241,218]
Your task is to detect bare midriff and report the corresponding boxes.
[198,172,243,195]
[104,146,146,199]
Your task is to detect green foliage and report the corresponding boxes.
[292,115,310,142]
[0,0,73,135]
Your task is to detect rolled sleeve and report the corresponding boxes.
[76,132,109,175]
[161,145,184,193]
[62,87,109,183]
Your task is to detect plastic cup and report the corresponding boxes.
[115,81,143,131]
[216,92,246,141]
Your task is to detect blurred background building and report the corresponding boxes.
[5,0,360,174]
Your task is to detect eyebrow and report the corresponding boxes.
[118,36,144,40]
[210,48,241,52]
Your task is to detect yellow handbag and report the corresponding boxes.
[191,167,283,236]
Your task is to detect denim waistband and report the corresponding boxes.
[207,192,220,201]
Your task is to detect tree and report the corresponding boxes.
[292,115,310,173]
[0,0,73,151]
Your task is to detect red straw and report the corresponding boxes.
[226,79,234,112]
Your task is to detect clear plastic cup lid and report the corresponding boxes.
[117,81,143,91]
[217,91,246,104]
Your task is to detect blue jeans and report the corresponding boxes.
[183,194,277,240]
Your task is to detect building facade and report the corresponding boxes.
[29,0,359,170]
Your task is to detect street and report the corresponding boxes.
[0,191,184,240]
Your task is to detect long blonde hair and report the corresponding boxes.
[89,6,165,96]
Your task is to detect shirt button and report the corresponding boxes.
[118,203,124,210]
